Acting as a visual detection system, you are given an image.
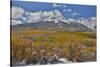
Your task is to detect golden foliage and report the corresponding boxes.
[11,29,96,62]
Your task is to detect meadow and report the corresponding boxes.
[11,29,96,65]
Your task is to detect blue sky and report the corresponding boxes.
[11,0,96,19]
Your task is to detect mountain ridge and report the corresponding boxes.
[11,6,96,31]
[12,21,92,32]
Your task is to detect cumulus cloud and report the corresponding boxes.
[27,11,42,22]
[77,17,96,30]
[67,18,76,22]
[53,3,61,8]
[63,5,67,8]
[11,6,25,19]
[63,8,72,12]
[63,9,67,12]
[90,17,96,21]
[11,6,65,24]
[11,6,96,31]
[53,3,67,8]
[25,9,64,23]
[65,16,96,30]
[54,9,63,17]
[11,19,22,25]
[67,9,72,12]
[71,12,80,17]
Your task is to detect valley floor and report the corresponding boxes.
[11,29,96,66]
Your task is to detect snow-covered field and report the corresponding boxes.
[12,58,73,67]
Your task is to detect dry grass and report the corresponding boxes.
[11,29,96,64]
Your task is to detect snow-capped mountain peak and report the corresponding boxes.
[11,6,96,31]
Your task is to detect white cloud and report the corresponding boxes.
[90,17,96,21]
[11,7,25,19]
[63,8,72,12]
[53,3,61,7]
[67,9,72,12]
[54,9,63,17]
[63,5,67,8]
[77,17,96,30]
[25,9,64,23]
[66,16,96,30]
[11,19,22,25]
[71,12,80,17]
[63,9,67,12]
[11,7,64,24]
[67,18,76,22]
[53,3,67,8]
[11,6,96,31]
